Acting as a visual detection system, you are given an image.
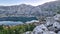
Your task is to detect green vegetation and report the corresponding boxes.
[0,23,36,34]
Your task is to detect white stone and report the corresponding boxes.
[32,24,48,34]
[24,31,31,34]
[53,22,60,29]
[45,17,55,27]
[54,14,60,21]
[43,31,56,34]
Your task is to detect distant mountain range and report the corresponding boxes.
[0,1,60,17]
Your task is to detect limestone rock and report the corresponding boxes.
[32,24,48,34]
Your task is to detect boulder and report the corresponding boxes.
[32,24,48,34]
[53,22,60,29]
[45,17,55,27]
[43,31,56,34]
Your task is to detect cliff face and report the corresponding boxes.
[0,1,60,17]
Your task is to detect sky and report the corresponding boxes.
[0,0,56,6]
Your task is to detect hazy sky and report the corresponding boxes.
[0,0,56,6]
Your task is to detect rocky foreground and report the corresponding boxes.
[24,14,60,34]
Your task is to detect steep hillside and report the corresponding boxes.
[37,1,60,15]
[0,1,60,17]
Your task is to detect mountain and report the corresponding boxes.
[37,1,60,16]
[0,1,60,17]
[39,1,60,14]
[0,4,35,17]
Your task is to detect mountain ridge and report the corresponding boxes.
[0,1,59,17]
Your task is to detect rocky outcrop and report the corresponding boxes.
[24,14,60,34]
[32,24,48,34]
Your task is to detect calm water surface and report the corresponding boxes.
[0,17,38,25]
